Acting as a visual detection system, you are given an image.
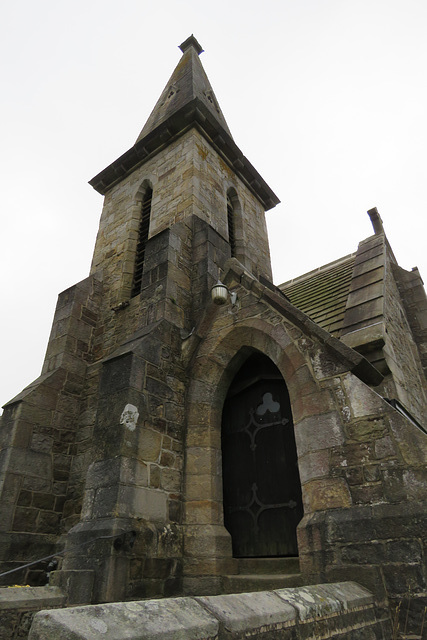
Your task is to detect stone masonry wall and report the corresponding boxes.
[56,320,187,603]
[51,123,259,580]
[5,118,270,595]
[89,128,271,310]
[0,121,274,591]
[28,582,392,640]
[0,587,65,640]
[340,232,427,426]
[394,264,427,380]
[181,260,427,633]
[382,247,427,425]
[340,234,387,375]
[90,222,194,358]
[58,216,231,559]
[0,276,102,583]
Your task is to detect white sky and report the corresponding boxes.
[1,0,426,409]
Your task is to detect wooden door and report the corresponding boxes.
[222,362,303,557]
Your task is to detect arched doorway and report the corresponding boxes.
[221,352,303,557]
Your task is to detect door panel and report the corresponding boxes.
[222,374,303,557]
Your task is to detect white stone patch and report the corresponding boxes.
[311,351,323,378]
[120,404,139,431]
[403,470,425,499]
[343,374,385,418]
[90,618,108,634]
[300,591,316,603]
[332,419,342,439]
[342,406,351,421]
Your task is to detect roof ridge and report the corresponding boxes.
[280,253,356,289]
[286,268,354,292]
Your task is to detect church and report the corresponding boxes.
[1,35,426,638]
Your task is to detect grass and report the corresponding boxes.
[391,597,426,640]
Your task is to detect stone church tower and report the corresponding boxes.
[1,36,426,631]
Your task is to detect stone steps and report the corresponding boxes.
[222,557,303,594]
[222,572,303,593]
[235,557,300,575]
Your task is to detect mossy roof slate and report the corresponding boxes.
[280,254,356,337]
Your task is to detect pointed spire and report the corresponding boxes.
[136,35,232,143]
[90,37,279,211]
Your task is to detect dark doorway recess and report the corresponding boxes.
[222,352,303,557]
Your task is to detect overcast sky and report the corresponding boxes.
[1,0,426,409]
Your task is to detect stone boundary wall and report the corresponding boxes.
[28,582,391,639]
[0,587,65,640]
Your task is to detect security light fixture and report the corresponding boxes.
[211,281,237,306]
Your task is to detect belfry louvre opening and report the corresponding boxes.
[227,194,236,257]
[131,186,153,297]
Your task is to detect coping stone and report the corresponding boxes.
[196,590,297,633]
[29,597,219,640]
[318,581,374,609]
[274,582,370,621]
[0,586,65,611]
[28,582,377,640]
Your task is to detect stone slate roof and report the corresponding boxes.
[280,254,356,338]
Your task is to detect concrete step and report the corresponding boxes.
[222,572,304,594]
[235,557,300,576]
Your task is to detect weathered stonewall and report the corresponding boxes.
[0,587,65,640]
[28,582,391,639]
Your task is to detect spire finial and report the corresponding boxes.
[179,35,204,56]
[367,207,384,235]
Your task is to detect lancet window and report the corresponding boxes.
[227,191,236,257]
[131,185,153,297]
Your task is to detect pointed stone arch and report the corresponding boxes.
[182,317,324,592]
